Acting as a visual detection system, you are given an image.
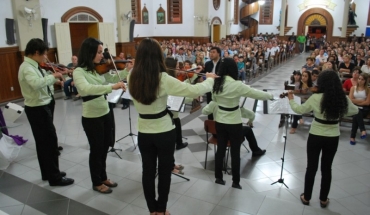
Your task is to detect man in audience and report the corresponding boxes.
[175,47,186,63]
[315,49,328,66]
[63,55,78,100]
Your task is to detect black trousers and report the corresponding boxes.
[173,118,183,145]
[25,99,61,182]
[215,122,242,184]
[351,108,369,138]
[292,115,302,128]
[304,134,339,201]
[206,92,214,120]
[242,126,261,152]
[138,129,176,213]
[82,113,112,186]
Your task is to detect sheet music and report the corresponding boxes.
[107,88,124,104]
[266,90,301,114]
[121,83,132,100]
[167,96,185,112]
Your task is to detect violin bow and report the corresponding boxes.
[44,55,65,81]
[106,44,124,82]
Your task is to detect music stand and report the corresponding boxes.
[115,102,137,149]
[262,89,302,189]
[271,113,289,188]
[115,83,137,150]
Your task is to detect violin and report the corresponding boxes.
[177,66,195,82]
[94,59,131,75]
[279,92,288,98]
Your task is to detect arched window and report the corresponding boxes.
[167,0,182,24]
[68,13,98,23]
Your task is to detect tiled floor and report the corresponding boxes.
[1,54,370,215]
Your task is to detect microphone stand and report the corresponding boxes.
[271,114,289,188]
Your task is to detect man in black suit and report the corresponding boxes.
[202,46,221,120]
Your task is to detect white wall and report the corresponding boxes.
[209,0,226,25]
[229,0,246,34]
[40,0,117,48]
[287,0,342,36]
[254,0,282,35]
[133,0,153,37]
[0,0,16,47]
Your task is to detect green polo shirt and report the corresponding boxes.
[289,93,358,136]
[18,57,57,107]
[73,68,126,118]
[129,72,214,133]
[211,76,273,124]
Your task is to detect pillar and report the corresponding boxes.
[279,0,287,36]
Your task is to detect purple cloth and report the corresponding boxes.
[0,108,9,135]
[0,108,27,145]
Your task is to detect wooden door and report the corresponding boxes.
[55,23,73,65]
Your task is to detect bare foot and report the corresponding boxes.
[156,211,170,215]
[290,128,296,134]
[299,119,304,125]
[361,131,367,136]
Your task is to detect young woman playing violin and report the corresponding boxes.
[128,38,217,215]
[73,37,126,194]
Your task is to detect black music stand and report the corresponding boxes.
[115,101,137,149]
[271,114,289,188]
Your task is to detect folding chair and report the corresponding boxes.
[203,120,249,173]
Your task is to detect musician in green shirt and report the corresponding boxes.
[19,38,74,186]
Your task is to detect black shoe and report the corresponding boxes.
[252,149,266,157]
[49,177,74,186]
[43,172,67,181]
[232,183,242,189]
[215,178,226,185]
[176,142,188,150]
[121,105,128,110]
[58,146,63,151]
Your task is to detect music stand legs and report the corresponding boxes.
[271,114,289,189]
[115,104,137,150]
[108,147,123,159]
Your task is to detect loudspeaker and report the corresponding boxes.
[41,18,48,45]
[5,18,15,45]
[129,20,136,42]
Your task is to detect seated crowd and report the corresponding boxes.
[287,33,370,145]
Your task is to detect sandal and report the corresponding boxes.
[320,198,330,208]
[93,184,112,194]
[172,169,184,175]
[102,179,118,187]
[290,128,296,134]
[300,193,309,205]
[174,165,184,170]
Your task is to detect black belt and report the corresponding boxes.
[139,107,174,124]
[218,105,239,111]
[314,117,338,125]
[81,94,107,102]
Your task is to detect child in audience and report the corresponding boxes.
[237,56,246,83]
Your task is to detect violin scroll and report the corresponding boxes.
[279,92,288,98]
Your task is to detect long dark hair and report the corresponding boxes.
[213,58,238,94]
[300,70,313,89]
[165,57,177,78]
[317,70,348,120]
[77,37,103,72]
[129,38,166,105]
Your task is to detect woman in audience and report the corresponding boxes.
[210,58,272,189]
[290,70,313,134]
[288,70,358,208]
[361,58,370,74]
[343,67,361,92]
[349,73,370,145]
[128,38,217,215]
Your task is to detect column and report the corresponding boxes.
[279,0,287,36]
[341,0,350,37]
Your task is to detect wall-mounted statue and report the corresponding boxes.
[348,1,357,25]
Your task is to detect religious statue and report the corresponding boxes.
[348,1,357,25]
